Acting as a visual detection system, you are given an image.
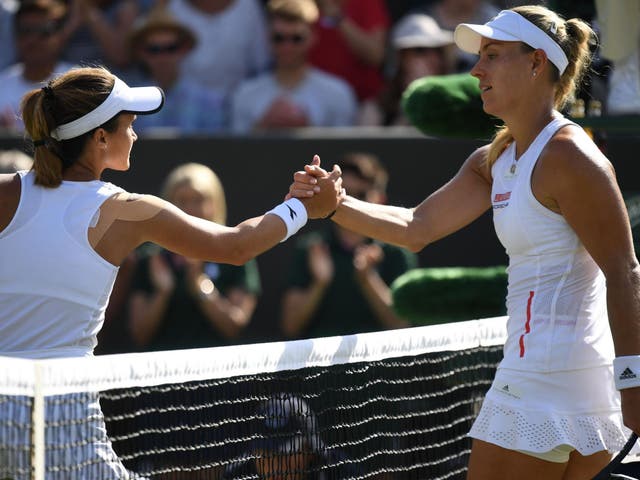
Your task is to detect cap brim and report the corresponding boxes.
[122,86,164,115]
[394,34,453,49]
[454,23,520,54]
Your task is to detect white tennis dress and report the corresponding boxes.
[469,114,631,455]
[0,171,133,478]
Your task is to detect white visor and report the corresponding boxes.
[50,77,164,140]
[454,10,568,75]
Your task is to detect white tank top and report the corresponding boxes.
[0,171,123,359]
[491,115,614,372]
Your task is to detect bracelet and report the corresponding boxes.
[613,355,640,390]
[266,198,308,242]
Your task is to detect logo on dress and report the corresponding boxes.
[493,191,511,209]
[496,382,521,399]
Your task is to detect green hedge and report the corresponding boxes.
[391,266,507,326]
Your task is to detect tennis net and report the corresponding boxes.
[0,316,507,480]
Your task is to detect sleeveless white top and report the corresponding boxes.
[491,115,615,372]
[0,171,123,359]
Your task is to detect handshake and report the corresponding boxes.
[287,154,347,220]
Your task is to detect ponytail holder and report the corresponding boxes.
[33,139,48,147]
[41,85,54,99]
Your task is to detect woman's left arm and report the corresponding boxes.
[541,127,640,433]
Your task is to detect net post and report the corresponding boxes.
[31,362,45,480]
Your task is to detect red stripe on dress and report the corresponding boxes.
[519,290,534,357]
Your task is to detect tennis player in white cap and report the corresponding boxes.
[0,66,342,479]
[290,4,640,479]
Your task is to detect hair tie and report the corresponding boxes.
[33,139,48,147]
[41,84,54,99]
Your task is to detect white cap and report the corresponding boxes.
[50,77,164,140]
[392,14,454,49]
[454,10,568,75]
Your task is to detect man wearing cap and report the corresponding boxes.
[223,394,361,479]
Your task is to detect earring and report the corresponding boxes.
[533,71,537,77]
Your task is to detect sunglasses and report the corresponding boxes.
[143,42,182,55]
[271,32,307,45]
[16,21,61,39]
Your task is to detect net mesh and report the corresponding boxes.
[0,317,507,480]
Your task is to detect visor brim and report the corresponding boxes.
[454,23,520,54]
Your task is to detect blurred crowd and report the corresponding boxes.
[0,0,633,137]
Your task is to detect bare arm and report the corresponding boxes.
[94,164,342,266]
[191,282,257,339]
[352,244,409,330]
[540,127,640,434]
[293,149,492,253]
[337,21,387,67]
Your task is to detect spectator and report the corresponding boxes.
[224,393,361,479]
[309,0,391,102]
[166,0,271,102]
[280,152,418,340]
[60,0,152,72]
[417,0,499,72]
[359,13,455,126]
[0,0,75,132]
[0,0,18,70]
[128,162,262,351]
[0,149,33,173]
[127,7,227,134]
[594,0,640,114]
[231,0,357,133]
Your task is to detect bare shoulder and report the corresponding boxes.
[0,173,20,200]
[105,192,174,222]
[0,173,21,231]
[465,144,492,183]
[542,125,613,178]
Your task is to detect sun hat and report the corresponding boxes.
[453,10,568,75]
[392,14,454,50]
[128,7,197,53]
[50,76,164,140]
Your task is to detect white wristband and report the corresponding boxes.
[614,355,640,390]
[266,198,308,242]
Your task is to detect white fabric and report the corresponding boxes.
[0,317,508,396]
[491,115,614,372]
[231,68,357,133]
[454,10,569,74]
[51,77,163,140]
[0,171,123,359]
[167,0,270,95]
[266,198,308,242]
[474,115,630,457]
[470,366,632,455]
[0,62,75,130]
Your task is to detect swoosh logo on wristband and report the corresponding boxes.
[286,204,297,220]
